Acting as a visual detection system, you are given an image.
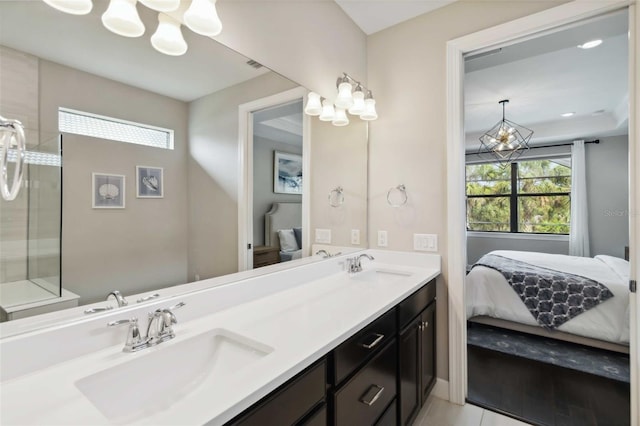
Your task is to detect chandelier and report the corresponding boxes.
[478,99,533,165]
[41,0,222,57]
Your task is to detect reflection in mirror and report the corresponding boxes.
[0,0,368,322]
[463,10,630,422]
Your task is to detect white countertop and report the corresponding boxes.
[0,250,440,425]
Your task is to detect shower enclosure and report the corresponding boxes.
[0,135,62,321]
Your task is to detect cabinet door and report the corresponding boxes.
[398,318,421,426]
[420,303,436,404]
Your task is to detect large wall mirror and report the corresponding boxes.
[0,0,368,321]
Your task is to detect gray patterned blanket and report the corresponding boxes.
[473,253,614,329]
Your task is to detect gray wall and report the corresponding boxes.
[39,60,189,304]
[252,136,302,247]
[188,72,297,281]
[466,135,629,263]
[586,135,629,258]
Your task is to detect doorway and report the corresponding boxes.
[238,87,310,271]
[445,2,638,425]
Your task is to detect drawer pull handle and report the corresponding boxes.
[360,333,384,349]
[360,384,384,406]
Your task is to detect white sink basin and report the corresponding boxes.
[349,268,412,283]
[75,328,273,423]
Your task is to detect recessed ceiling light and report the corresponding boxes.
[578,39,603,49]
[561,112,575,117]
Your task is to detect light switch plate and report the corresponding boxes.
[377,230,388,247]
[414,233,438,252]
[315,228,332,244]
[351,229,360,245]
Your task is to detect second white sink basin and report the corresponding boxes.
[75,328,273,423]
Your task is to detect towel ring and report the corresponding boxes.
[0,116,26,201]
[328,186,344,207]
[387,184,408,207]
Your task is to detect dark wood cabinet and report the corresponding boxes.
[397,279,437,425]
[226,278,437,426]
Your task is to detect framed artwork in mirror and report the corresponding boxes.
[136,166,164,198]
[92,173,125,209]
[274,151,302,194]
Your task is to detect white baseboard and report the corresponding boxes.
[432,378,450,401]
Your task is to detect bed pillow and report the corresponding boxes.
[277,229,299,252]
[293,227,302,249]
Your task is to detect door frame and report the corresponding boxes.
[238,86,310,271]
[445,2,638,424]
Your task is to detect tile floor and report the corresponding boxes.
[413,396,533,426]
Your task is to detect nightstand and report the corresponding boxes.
[253,245,280,268]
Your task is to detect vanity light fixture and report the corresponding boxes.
[478,99,533,166]
[304,92,323,116]
[41,0,223,57]
[102,0,146,38]
[304,72,378,126]
[42,0,93,15]
[578,39,602,49]
[319,100,336,122]
[332,108,350,127]
[151,13,188,56]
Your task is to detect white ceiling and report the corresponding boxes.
[335,0,455,35]
[464,10,629,148]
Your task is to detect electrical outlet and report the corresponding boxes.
[315,228,332,244]
[351,229,360,245]
[377,230,388,247]
[414,233,437,252]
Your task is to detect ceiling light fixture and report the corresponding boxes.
[578,39,602,49]
[561,112,575,117]
[478,99,533,166]
[304,72,378,126]
[41,0,223,56]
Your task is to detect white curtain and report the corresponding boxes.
[569,140,590,257]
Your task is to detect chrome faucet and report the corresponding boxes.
[316,249,342,259]
[108,302,185,352]
[346,253,375,273]
[107,290,128,307]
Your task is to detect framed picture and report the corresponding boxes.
[92,173,125,209]
[274,151,302,194]
[136,166,164,198]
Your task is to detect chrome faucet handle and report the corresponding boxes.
[107,290,128,307]
[148,301,186,344]
[108,317,147,352]
[316,249,330,258]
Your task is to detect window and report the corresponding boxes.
[466,159,571,234]
[58,108,174,150]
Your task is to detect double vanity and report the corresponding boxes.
[0,250,440,425]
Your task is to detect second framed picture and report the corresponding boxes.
[136,166,164,198]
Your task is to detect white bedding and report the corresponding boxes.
[466,250,630,344]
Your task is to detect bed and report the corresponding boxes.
[264,202,302,262]
[466,250,630,352]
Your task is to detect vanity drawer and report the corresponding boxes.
[332,309,396,385]
[232,359,326,426]
[398,279,436,328]
[333,339,397,426]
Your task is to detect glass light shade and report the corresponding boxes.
[42,0,93,15]
[319,100,336,122]
[360,98,378,121]
[348,89,365,115]
[138,0,179,12]
[184,0,223,37]
[102,0,145,38]
[151,14,188,56]
[332,108,349,126]
[335,81,354,109]
[304,92,323,116]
